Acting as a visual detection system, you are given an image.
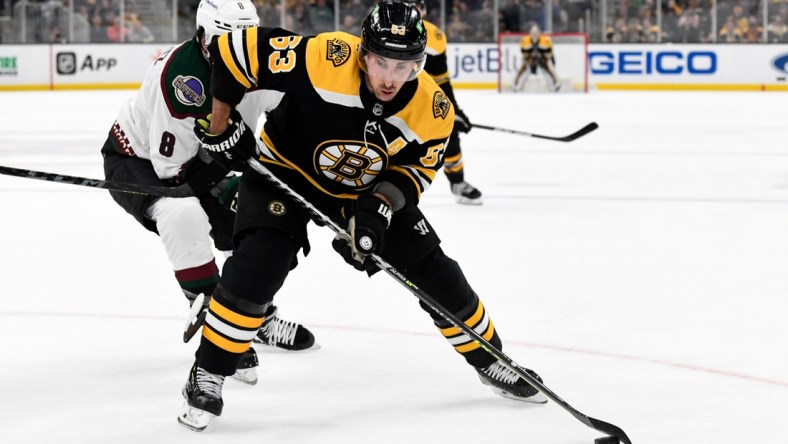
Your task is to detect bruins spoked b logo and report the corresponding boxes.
[314,141,388,188]
[268,200,287,216]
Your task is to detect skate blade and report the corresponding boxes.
[177,402,216,432]
[490,386,548,404]
[453,195,483,205]
[252,340,322,353]
[231,367,258,385]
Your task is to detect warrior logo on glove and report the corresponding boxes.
[202,121,247,154]
[375,202,392,224]
[193,110,258,172]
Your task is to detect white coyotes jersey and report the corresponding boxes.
[113,38,284,180]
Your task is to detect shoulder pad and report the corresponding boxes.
[392,72,453,144]
[305,32,363,101]
[423,21,447,55]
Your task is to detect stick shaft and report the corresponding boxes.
[473,122,598,142]
[245,159,630,443]
[0,165,194,197]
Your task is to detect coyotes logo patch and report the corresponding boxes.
[432,91,450,120]
[326,38,351,67]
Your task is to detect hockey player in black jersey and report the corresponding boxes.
[400,0,482,205]
[178,1,546,431]
[101,0,319,386]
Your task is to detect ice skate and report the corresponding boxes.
[476,361,548,404]
[230,347,259,385]
[254,304,319,351]
[450,181,483,205]
[178,363,225,432]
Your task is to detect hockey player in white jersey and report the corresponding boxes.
[101,0,319,384]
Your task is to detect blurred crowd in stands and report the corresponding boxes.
[604,0,788,43]
[0,0,786,44]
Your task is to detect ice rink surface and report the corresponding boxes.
[1,88,787,444]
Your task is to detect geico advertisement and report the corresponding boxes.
[588,44,788,84]
[52,44,172,84]
[449,43,788,86]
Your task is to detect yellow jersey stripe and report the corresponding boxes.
[412,164,437,182]
[455,341,481,353]
[449,320,495,353]
[440,302,485,337]
[218,34,251,89]
[443,153,462,164]
[482,320,496,341]
[246,27,259,84]
[444,162,464,174]
[209,298,265,329]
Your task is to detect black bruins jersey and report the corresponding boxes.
[208,27,455,210]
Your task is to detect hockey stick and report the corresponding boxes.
[246,158,631,444]
[472,122,598,142]
[0,164,194,197]
[183,293,208,343]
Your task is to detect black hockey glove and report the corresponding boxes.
[194,109,257,172]
[454,108,472,133]
[332,193,392,273]
[177,148,229,197]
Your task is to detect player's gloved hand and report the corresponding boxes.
[194,109,257,172]
[454,107,472,133]
[209,174,240,212]
[332,234,378,273]
[177,151,229,197]
[331,193,392,272]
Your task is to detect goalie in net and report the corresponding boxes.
[512,25,559,92]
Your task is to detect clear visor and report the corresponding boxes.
[359,50,426,82]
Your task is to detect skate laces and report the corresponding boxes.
[196,367,225,399]
[483,362,520,385]
[262,316,299,346]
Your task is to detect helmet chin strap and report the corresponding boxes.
[196,29,211,61]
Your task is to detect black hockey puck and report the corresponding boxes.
[594,437,620,444]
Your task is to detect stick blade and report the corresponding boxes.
[559,122,599,142]
[589,417,632,444]
[183,293,207,343]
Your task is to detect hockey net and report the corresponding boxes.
[497,32,588,93]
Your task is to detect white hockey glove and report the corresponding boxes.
[332,193,392,273]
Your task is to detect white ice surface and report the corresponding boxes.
[1,89,787,443]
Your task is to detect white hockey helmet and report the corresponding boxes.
[529,24,541,41]
[196,0,259,46]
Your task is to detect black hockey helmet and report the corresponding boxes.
[398,0,426,14]
[359,1,427,81]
